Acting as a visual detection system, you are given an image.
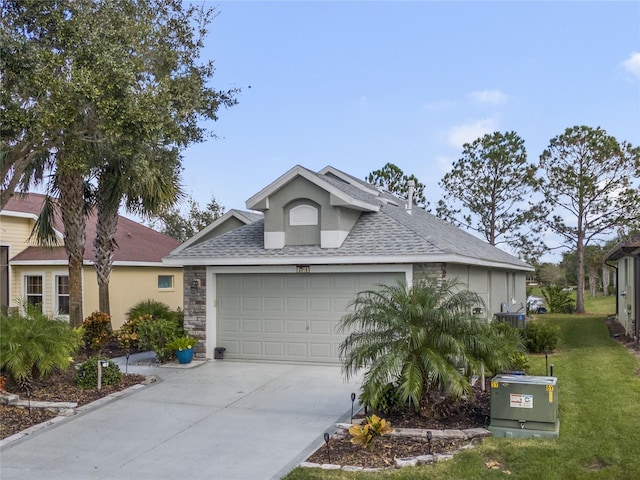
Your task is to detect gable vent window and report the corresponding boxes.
[289,205,318,226]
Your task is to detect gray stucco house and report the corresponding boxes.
[605,237,640,340]
[164,165,533,363]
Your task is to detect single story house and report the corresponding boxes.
[164,165,534,363]
[605,237,640,340]
[1,193,182,329]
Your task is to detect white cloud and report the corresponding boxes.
[469,89,508,104]
[622,52,640,79]
[445,118,497,148]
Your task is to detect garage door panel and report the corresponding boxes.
[264,342,285,356]
[286,297,307,311]
[242,319,262,333]
[287,319,307,334]
[287,343,308,357]
[242,297,262,311]
[310,297,331,312]
[264,297,284,311]
[242,341,262,355]
[309,320,330,334]
[264,275,285,290]
[310,343,332,359]
[264,319,285,334]
[217,272,403,363]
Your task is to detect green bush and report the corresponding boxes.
[0,306,82,391]
[525,321,560,353]
[507,350,531,372]
[76,355,122,389]
[137,317,184,363]
[542,285,576,313]
[360,382,404,414]
[82,311,113,353]
[126,299,178,323]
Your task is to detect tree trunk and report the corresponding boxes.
[602,267,611,295]
[576,238,585,314]
[94,189,120,315]
[57,171,86,327]
[588,267,598,298]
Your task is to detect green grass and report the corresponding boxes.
[283,315,640,480]
[528,286,615,316]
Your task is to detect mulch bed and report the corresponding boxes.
[1,346,146,441]
[306,381,491,469]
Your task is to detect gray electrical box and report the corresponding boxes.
[489,374,559,438]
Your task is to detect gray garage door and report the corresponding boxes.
[217,272,403,363]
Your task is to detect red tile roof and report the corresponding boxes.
[3,193,181,264]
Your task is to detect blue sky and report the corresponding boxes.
[173,1,639,259]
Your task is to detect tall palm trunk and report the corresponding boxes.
[57,171,86,327]
[94,173,121,315]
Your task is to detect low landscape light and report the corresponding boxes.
[427,430,432,454]
[350,392,356,422]
[323,432,331,462]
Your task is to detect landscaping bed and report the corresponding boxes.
[304,381,490,469]
[1,350,146,441]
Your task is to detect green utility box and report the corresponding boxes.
[489,374,559,438]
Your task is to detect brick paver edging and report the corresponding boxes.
[300,424,491,472]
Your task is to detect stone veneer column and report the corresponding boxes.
[183,266,207,359]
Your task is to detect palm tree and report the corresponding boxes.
[93,148,181,314]
[339,277,523,416]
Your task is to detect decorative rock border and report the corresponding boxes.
[300,424,491,472]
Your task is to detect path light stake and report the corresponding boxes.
[324,432,331,463]
[350,392,356,422]
[545,351,549,376]
[427,430,432,454]
[27,390,32,415]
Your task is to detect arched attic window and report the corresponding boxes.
[289,204,318,226]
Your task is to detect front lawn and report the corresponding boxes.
[283,315,640,480]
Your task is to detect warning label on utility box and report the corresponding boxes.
[510,393,533,408]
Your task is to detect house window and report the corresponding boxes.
[158,275,174,289]
[25,275,43,310]
[289,205,318,226]
[56,275,70,316]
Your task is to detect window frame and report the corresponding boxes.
[158,275,175,290]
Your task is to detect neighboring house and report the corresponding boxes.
[605,237,640,340]
[165,165,534,363]
[0,193,183,329]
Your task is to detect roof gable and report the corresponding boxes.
[245,165,381,213]
[167,166,532,272]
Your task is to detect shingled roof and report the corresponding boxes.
[165,166,532,271]
[2,193,181,264]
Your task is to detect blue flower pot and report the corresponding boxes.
[175,348,194,364]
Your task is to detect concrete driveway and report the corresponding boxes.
[0,360,361,480]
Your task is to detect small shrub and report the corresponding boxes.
[126,299,177,323]
[507,350,531,372]
[0,306,82,392]
[82,311,113,353]
[137,317,183,363]
[349,415,393,449]
[117,316,146,351]
[525,321,560,353]
[359,382,403,414]
[76,355,122,389]
[542,285,576,314]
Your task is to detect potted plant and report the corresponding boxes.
[166,336,197,364]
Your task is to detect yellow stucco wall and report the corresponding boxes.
[11,264,183,330]
[85,265,183,329]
